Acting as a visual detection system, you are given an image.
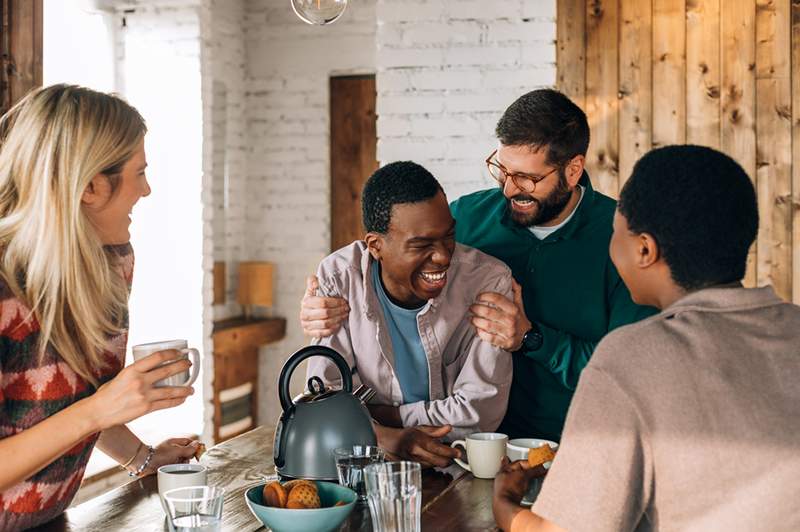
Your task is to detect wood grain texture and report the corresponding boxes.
[330,75,377,252]
[212,318,286,442]
[755,0,792,300]
[722,0,758,286]
[793,0,800,303]
[653,0,687,147]
[557,0,587,108]
[686,0,722,148]
[36,426,476,532]
[6,0,42,109]
[618,0,652,188]
[585,0,620,197]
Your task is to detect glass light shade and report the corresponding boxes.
[291,0,348,25]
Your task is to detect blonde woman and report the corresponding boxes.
[0,85,198,529]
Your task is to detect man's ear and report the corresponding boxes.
[565,155,585,187]
[637,232,660,268]
[365,232,383,260]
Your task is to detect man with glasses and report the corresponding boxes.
[449,89,654,441]
[302,89,654,445]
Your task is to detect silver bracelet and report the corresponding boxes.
[129,445,155,477]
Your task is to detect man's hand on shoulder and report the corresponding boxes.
[300,275,350,337]
[470,279,532,351]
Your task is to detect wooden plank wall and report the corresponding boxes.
[557,0,798,303]
[0,0,43,115]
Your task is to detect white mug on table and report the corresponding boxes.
[450,432,508,479]
[132,339,200,387]
[157,463,207,514]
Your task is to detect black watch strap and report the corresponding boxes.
[521,322,544,351]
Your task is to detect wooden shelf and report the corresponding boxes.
[211,316,286,443]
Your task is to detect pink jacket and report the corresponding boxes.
[307,241,513,439]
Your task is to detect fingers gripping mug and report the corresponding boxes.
[131,339,200,387]
[450,432,508,479]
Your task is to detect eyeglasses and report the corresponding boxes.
[485,149,559,193]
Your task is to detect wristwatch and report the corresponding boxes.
[519,322,544,352]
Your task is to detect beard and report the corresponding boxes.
[506,169,574,227]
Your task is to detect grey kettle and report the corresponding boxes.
[273,345,377,481]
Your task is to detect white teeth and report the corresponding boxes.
[512,199,535,206]
[420,271,446,282]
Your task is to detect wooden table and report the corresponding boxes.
[35,425,499,531]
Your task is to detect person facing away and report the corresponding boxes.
[0,85,198,530]
[493,145,800,532]
[305,161,513,466]
[301,89,656,444]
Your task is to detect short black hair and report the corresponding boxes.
[618,145,758,291]
[495,89,590,167]
[362,161,442,234]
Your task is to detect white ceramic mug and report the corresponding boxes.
[506,438,559,469]
[450,432,508,479]
[131,339,200,387]
[157,463,207,513]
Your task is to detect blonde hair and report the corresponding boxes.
[0,84,146,386]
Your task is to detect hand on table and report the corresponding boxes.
[470,280,531,351]
[376,424,461,468]
[299,275,349,338]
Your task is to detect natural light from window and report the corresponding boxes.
[43,0,206,480]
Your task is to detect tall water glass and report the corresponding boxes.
[334,445,385,503]
[364,461,421,532]
[163,486,225,532]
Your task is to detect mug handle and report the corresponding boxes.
[450,440,470,472]
[178,348,200,386]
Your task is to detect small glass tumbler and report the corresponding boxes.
[364,461,422,532]
[334,445,385,502]
[163,485,225,532]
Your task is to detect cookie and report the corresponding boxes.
[282,479,316,492]
[262,481,288,508]
[287,482,321,509]
[527,445,556,468]
[193,442,206,461]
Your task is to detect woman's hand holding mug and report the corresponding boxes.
[86,344,196,431]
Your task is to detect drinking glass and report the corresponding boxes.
[163,486,225,532]
[334,445,385,502]
[364,461,421,532]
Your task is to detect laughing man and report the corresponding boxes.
[306,161,513,467]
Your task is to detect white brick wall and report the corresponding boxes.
[237,0,556,427]
[243,0,378,426]
[376,0,557,200]
[206,0,249,322]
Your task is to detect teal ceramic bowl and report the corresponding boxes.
[244,480,357,532]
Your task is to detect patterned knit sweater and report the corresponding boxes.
[0,244,133,531]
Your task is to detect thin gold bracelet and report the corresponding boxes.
[121,442,144,469]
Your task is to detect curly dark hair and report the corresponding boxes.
[495,88,590,167]
[362,161,442,234]
[618,145,758,291]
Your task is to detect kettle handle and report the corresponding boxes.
[279,345,353,412]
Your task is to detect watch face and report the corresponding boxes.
[524,329,543,350]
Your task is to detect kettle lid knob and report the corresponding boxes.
[307,376,326,395]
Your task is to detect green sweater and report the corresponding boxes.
[450,174,656,441]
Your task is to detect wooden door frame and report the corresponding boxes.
[329,74,378,252]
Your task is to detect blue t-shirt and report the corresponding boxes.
[371,264,430,403]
